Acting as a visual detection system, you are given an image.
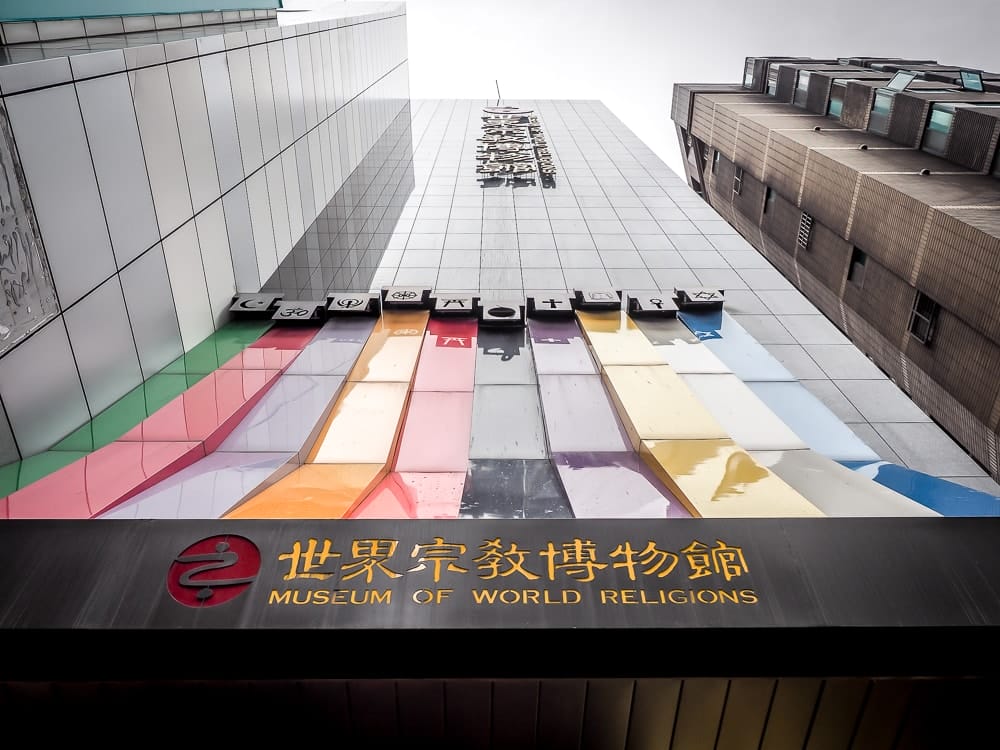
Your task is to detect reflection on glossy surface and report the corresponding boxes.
[249,326,320,351]
[347,310,428,383]
[641,439,824,518]
[286,317,377,376]
[636,318,731,374]
[218,347,300,370]
[681,312,794,382]
[527,319,597,375]
[101,451,296,519]
[749,381,880,462]
[413,319,477,392]
[459,459,573,519]
[681,374,806,451]
[470,384,547,459]
[395,392,473,472]
[553,452,687,518]
[537,374,630,453]
[632,317,701,346]
[225,463,385,519]
[475,328,536,385]
[309,381,410,464]
[602,365,728,448]
[119,368,283,451]
[350,471,465,519]
[576,310,665,366]
[1,440,204,519]
[844,460,1000,516]
[218,374,345,458]
[752,450,937,517]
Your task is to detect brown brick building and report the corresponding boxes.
[672,57,1000,483]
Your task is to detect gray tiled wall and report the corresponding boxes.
[0,6,410,462]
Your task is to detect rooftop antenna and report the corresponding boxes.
[495,79,502,107]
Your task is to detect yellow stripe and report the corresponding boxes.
[577,309,824,518]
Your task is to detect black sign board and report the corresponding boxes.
[2,519,1000,680]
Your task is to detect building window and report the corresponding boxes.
[908,291,940,344]
[767,65,781,96]
[848,247,867,286]
[827,83,846,120]
[712,149,720,173]
[793,71,811,108]
[922,103,956,156]
[868,90,894,135]
[764,187,775,214]
[733,167,744,195]
[744,59,755,88]
[796,212,813,250]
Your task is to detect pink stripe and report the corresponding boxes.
[350,472,466,518]
[394,391,473,472]
[1,324,324,519]
[4,441,205,519]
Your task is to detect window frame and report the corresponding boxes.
[847,247,867,287]
[908,291,940,345]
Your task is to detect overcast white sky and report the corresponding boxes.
[287,0,1000,177]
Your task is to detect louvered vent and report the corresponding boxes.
[797,212,814,250]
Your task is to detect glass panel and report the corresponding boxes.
[827,84,845,119]
[922,105,954,156]
[868,91,894,135]
[767,66,781,96]
[793,71,811,107]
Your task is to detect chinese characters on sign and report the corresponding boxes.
[268,536,757,608]
[476,106,556,187]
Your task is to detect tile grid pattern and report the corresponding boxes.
[0,7,409,464]
[368,98,1000,495]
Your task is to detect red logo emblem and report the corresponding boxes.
[167,535,261,607]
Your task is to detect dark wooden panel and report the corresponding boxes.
[803,679,869,750]
[625,678,682,750]
[538,679,587,750]
[848,679,912,750]
[670,679,729,750]
[716,678,776,750]
[348,679,399,740]
[760,678,823,750]
[582,679,635,750]
[445,679,491,749]
[894,679,1000,750]
[397,679,445,740]
[493,679,539,749]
